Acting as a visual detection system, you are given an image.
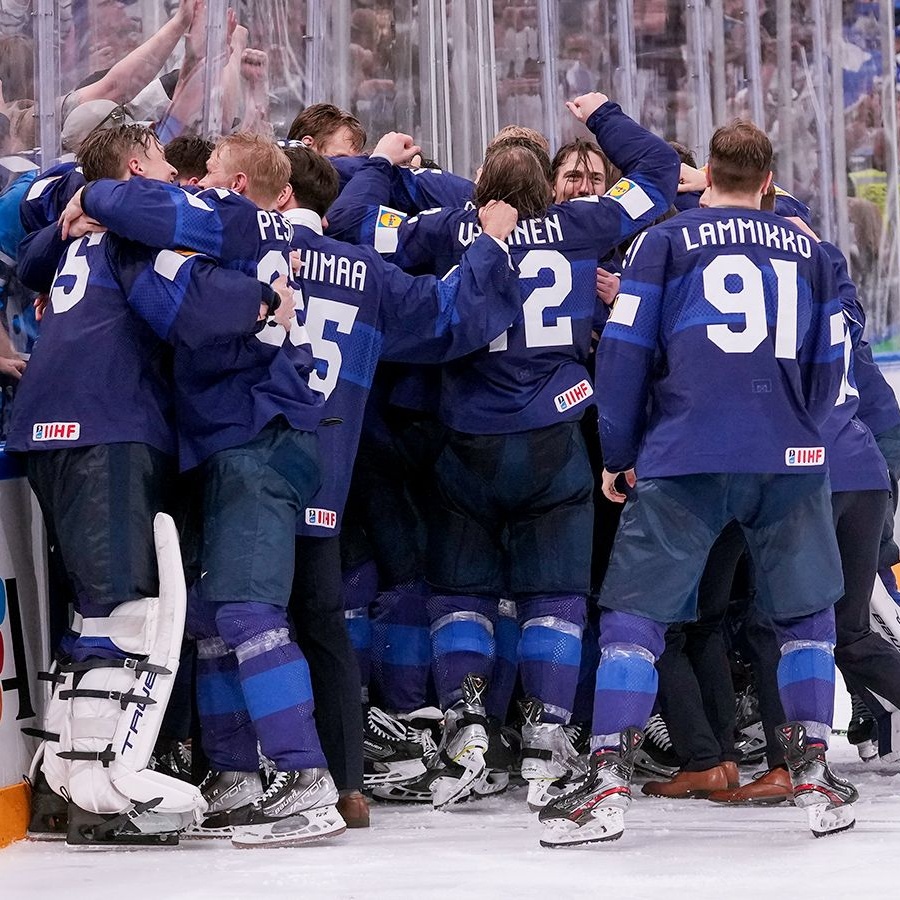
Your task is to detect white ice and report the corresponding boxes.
[1,734,898,900]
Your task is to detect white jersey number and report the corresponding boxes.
[49,232,104,314]
[703,254,798,358]
[489,249,573,352]
[305,296,359,399]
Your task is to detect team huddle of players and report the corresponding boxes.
[7,88,900,850]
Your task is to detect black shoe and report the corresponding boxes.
[25,772,68,841]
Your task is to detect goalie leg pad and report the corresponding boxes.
[43,514,205,821]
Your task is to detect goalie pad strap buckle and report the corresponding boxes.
[59,688,158,707]
[58,747,117,765]
[61,658,172,676]
[22,727,61,741]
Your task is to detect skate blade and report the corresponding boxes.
[856,740,878,762]
[431,749,486,810]
[808,804,856,838]
[181,825,235,840]
[371,783,432,803]
[231,805,347,848]
[472,771,509,798]
[539,808,625,848]
[526,779,561,811]
[363,758,427,787]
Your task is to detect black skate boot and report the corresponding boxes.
[632,713,679,778]
[149,738,194,783]
[777,722,858,838]
[231,769,346,848]
[847,695,878,762]
[363,706,428,787]
[538,728,644,848]
[25,771,68,841]
[185,769,264,838]
[430,674,489,809]
[471,716,520,798]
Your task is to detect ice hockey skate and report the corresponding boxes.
[430,673,489,809]
[538,728,644,848]
[632,713,679,777]
[847,695,878,761]
[184,770,265,838]
[230,769,346,848]
[519,698,588,810]
[363,706,428,787]
[777,722,858,838]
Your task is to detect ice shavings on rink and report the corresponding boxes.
[1,736,898,900]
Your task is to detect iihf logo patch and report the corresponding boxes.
[785,447,825,466]
[555,380,594,413]
[33,422,80,441]
[305,507,337,529]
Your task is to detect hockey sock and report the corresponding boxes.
[485,599,519,720]
[340,561,377,703]
[428,593,496,709]
[371,578,432,713]
[216,601,327,770]
[571,606,601,725]
[591,610,666,751]
[517,594,586,723]
[772,608,836,746]
[189,595,259,771]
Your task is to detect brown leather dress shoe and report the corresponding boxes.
[720,760,740,789]
[336,791,371,828]
[707,766,793,806]
[642,763,734,799]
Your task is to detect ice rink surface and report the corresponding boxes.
[1,735,898,900]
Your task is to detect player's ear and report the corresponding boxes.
[762,171,774,195]
[704,165,711,188]
[301,135,316,150]
[125,155,143,178]
[231,171,249,194]
[275,182,293,211]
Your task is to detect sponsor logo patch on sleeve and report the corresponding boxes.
[785,447,825,466]
[33,422,81,441]
[374,205,407,254]
[605,178,654,219]
[555,379,594,413]
[305,507,337,529]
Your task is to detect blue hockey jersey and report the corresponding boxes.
[597,206,845,476]
[79,179,323,468]
[816,241,890,493]
[19,162,86,234]
[283,208,520,536]
[327,102,679,434]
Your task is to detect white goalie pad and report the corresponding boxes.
[868,574,900,759]
[42,514,205,820]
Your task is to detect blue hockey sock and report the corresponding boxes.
[485,600,519,720]
[428,593,496,709]
[772,608,836,746]
[216,601,327,770]
[371,578,432,713]
[517,594,586,723]
[190,595,259,771]
[591,610,666,750]
[340,560,377,702]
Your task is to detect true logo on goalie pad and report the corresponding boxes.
[306,507,337,529]
[555,379,594,413]
[33,422,80,441]
[785,447,825,466]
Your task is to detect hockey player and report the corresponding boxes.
[540,121,856,847]
[277,139,521,821]
[6,124,281,845]
[327,91,679,809]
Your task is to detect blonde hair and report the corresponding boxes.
[216,133,291,209]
